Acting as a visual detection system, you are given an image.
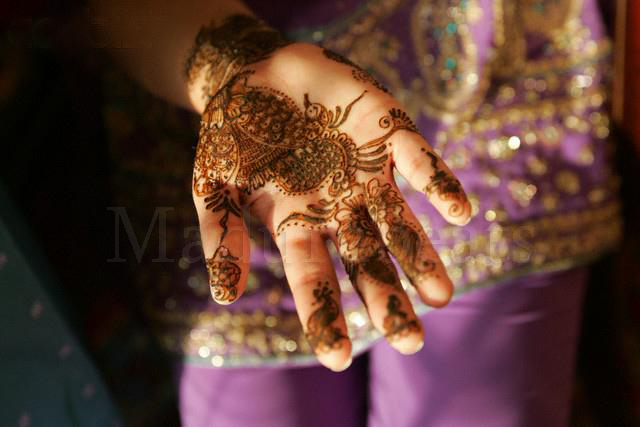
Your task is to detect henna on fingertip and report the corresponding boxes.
[206,245,241,304]
[304,281,348,353]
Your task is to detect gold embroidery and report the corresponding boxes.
[109,0,620,367]
[493,0,586,77]
[411,0,485,122]
[151,201,621,365]
[434,87,611,159]
[507,180,538,207]
[555,170,581,195]
[324,0,404,88]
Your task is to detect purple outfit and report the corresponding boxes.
[179,269,586,427]
[104,0,619,425]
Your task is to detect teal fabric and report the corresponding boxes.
[0,185,121,427]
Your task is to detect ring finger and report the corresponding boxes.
[333,189,424,354]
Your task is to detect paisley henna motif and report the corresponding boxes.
[383,294,421,342]
[335,193,398,287]
[196,72,377,197]
[190,15,449,314]
[305,281,347,352]
[422,148,468,217]
[194,67,419,242]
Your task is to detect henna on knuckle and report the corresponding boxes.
[383,294,421,342]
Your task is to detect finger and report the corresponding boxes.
[392,131,472,225]
[274,228,352,371]
[194,184,250,305]
[364,178,453,307]
[333,194,424,354]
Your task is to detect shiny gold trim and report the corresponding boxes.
[152,201,621,367]
[434,86,611,157]
[411,0,485,122]
[493,0,586,78]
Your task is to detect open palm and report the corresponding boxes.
[193,43,471,371]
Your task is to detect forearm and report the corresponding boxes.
[87,0,253,112]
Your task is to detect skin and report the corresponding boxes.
[188,15,472,371]
[89,3,472,371]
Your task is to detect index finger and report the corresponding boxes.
[392,130,472,225]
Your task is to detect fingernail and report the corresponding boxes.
[332,355,353,372]
[421,283,453,308]
[395,338,424,355]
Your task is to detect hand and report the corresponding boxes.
[190,18,471,371]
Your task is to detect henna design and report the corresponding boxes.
[365,179,437,282]
[335,194,398,287]
[185,14,289,99]
[305,281,347,353]
[383,295,421,342]
[388,223,436,274]
[384,108,419,134]
[275,106,418,233]
[422,148,468,217]
[195,68,418,241]
[323,49,389,93]
[206,246,242,303]
[195,72,383,199]
[204,189,241,244]
[189,21,435,301]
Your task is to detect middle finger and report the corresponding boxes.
[363,177,454,307]
[333,188,424,354]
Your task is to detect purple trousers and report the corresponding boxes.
[179,268,587,427]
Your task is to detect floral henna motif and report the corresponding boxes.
[365,179,437,283]
[323,49,389,93]
[335,193,398,288]
[185,14,289,99]
[195,65,418,236]
[305,281,347,353]
[422,148,468,217]
[195,72,375,197]
[274,106,419,234]
[206,246,242,303]
[189,19,432,305]
[383,294,421,342]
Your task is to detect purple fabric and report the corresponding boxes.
[178,268,587,427]
[102,0,618,367]
[179,357,368,427]
[368,268,587,427]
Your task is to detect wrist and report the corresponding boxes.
[185,14,289,113]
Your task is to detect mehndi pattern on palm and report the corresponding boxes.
[194,68,465,305]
